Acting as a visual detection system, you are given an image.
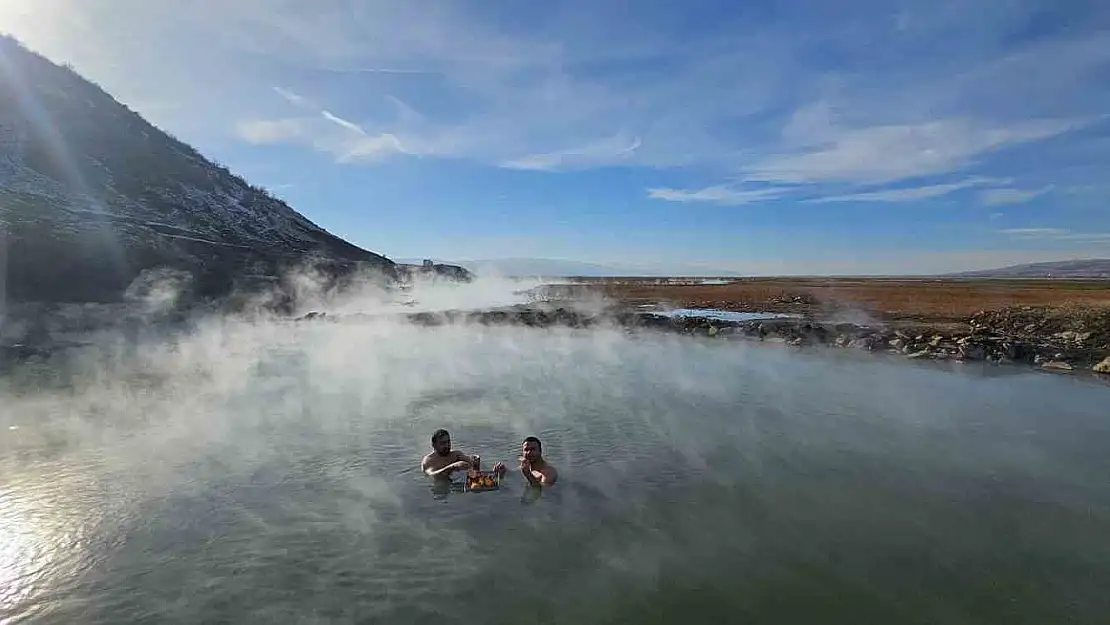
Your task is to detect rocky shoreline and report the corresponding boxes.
[5,300,1110,377]
[294,303,1110,376]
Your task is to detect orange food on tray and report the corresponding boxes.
[466,470,500,491]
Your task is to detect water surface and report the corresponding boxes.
[2,320,1108,624]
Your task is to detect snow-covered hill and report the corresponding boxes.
[0,35,395,304]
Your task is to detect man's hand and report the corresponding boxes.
[493,461,507,476]
[519,456,541,487]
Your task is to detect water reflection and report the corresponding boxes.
[0,467,96,623]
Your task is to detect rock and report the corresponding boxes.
[906,350,931,359]
[958,343,986,361]
[1041,361,1074,371]
[929,335,944,347]
[848,337,874,350]
[889,338,906,350]
[835,335,850,347]
[1002,341,1026,361]
[788,337,804,347]
[1093,357,1110,374]
[1034,354,1046,366]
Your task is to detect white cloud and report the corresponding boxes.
[235,118,308,144]
[337,133,408,163]
[6,0,1107,192]
[646,185,785,205]
[747,117,1078,185]
[1000,228,1110,243]
[234,112,414,162]
[320,110,367,135]
[808,176,1006,203]
[272,86,309,108]
[501,136,642,171]
[979,185,1054,206]
[1000,228,1070,237]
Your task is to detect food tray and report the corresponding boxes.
[465,470,501,492]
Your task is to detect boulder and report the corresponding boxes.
[1093,357,1110,374]
[889,338,906,350]
[958,343,986,361]
[1041,361,1074,371]
[848,337,874,350]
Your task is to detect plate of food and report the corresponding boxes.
[465,470,501,492]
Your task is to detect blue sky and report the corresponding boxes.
[4,0,1110,274]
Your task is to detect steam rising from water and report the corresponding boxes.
[2,276,1109,622]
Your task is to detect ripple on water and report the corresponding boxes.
[2,325,1109,623]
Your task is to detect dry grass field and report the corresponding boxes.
[562,277,1110,324]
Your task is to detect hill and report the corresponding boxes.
[0,35,396,306]
[951,259,1110,278]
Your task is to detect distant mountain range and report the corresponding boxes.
[1,35,396,305]
[394,258,744,278]
[951,259,1110,278]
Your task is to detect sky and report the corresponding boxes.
[3,0,1110,275]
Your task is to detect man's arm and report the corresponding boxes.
[521,464,541,487]
[520,461,556,487]
[422,453,471,477]
[454,451,479,467]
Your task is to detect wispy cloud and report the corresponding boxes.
[502,136,643,171]
[11,0,1106,209]
[979,185,1054,206]
[198,0,1108,193]
[235,118,307,144]
[272,86,309,108]
[808,177,1006,203]
[1000,228,1110,243]
[747,117,1078,186]
[320,110,366,135]
[234,113,414,162]
[1000,228,1070,237]
[646,185,785,205]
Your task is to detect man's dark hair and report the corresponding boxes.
[523,436,542,452]
[432,429,450,445]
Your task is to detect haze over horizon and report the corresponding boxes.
[3,0,1109,275]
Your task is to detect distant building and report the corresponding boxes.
[397,259,474,283]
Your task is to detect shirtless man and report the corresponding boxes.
[518,436,557,487]
[421,428,506,479]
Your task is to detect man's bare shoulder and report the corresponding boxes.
[541,463,558,484]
